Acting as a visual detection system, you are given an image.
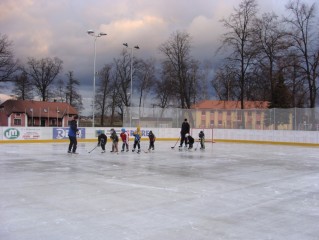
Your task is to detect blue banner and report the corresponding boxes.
[53,128,86,139]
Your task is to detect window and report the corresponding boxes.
[14,119,21,126]
[201,111,206,116]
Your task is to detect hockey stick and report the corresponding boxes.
[171,137,180,149]
[88,145,98,153]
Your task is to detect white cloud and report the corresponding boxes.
[0,0,316,112]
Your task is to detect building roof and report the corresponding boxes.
[192,100,269,110]
[0,100,78,118]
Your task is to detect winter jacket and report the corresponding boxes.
[68,120,78,137]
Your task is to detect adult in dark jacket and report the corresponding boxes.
[68,115,78,153]
[179,118,190,148]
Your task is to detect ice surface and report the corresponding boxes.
[0,141,319,240]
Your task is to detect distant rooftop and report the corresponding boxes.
[192,100,269,110]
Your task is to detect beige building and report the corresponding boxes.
[191,100,270,129]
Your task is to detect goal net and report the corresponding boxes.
[190,128,214,143]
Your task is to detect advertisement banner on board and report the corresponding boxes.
[53,128,86,139]
[3,127,41,140]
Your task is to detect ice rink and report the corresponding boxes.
[0,141,319,240]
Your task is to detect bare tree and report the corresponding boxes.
[12,71,33,100]
[212,64,239,101]
[65,71,83,112]
[25,57,63,101]
[154,62,174,109]
[159,31,198,109]
[54,78,65,102]
[113,49,132,108]
[0,34,18,83]
[254,12,291,105]
[219,0,259,109]
[135,58,156,108]
[281,51,307,107]
[285,0,319,108]
[95,64,113,126]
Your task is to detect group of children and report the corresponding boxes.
[96,127,205,153]
[97,126,156,154]
[179,130,205,150]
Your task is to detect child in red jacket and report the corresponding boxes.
[120,128,129,152]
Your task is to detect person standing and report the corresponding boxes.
[110,129,119,153]
[120,128,129,152]
[148,130,156,151]
[97,130,107,153]
[179,118,190,148]
[199,130,205,149]
[132,126,141,153]
[68,115,78,153]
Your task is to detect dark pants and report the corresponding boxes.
[101,143,106,151]
[180,133,188,146]
[68,136,77,153]
[100,139,106,150]
[149,140,155,150]
[133,140,140,150]
[122,142,129,151]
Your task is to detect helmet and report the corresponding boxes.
[121,128,126,132]
[97,130,101,135]
[185,133,189,137]
[110,128,114,133]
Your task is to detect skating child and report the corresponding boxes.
[185,133,195,149]
[148,130,156,151]
[132,126,141,153]
[110,128,119,153]
[198,130,205,149]
[97,130,107,153]
[120,128,129,152]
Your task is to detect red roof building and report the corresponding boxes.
[0,100,78,127]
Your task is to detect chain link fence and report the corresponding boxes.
[123,107,319,131]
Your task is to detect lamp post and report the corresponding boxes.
[87,30,107,127]
[123,43,140,127]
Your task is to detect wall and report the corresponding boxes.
[0,127,318,146]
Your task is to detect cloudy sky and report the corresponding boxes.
[0,0,315,111]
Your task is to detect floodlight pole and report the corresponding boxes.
[123,43,140,127]
[87,30,107,127]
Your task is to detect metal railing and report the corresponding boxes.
[123,107,319,131]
